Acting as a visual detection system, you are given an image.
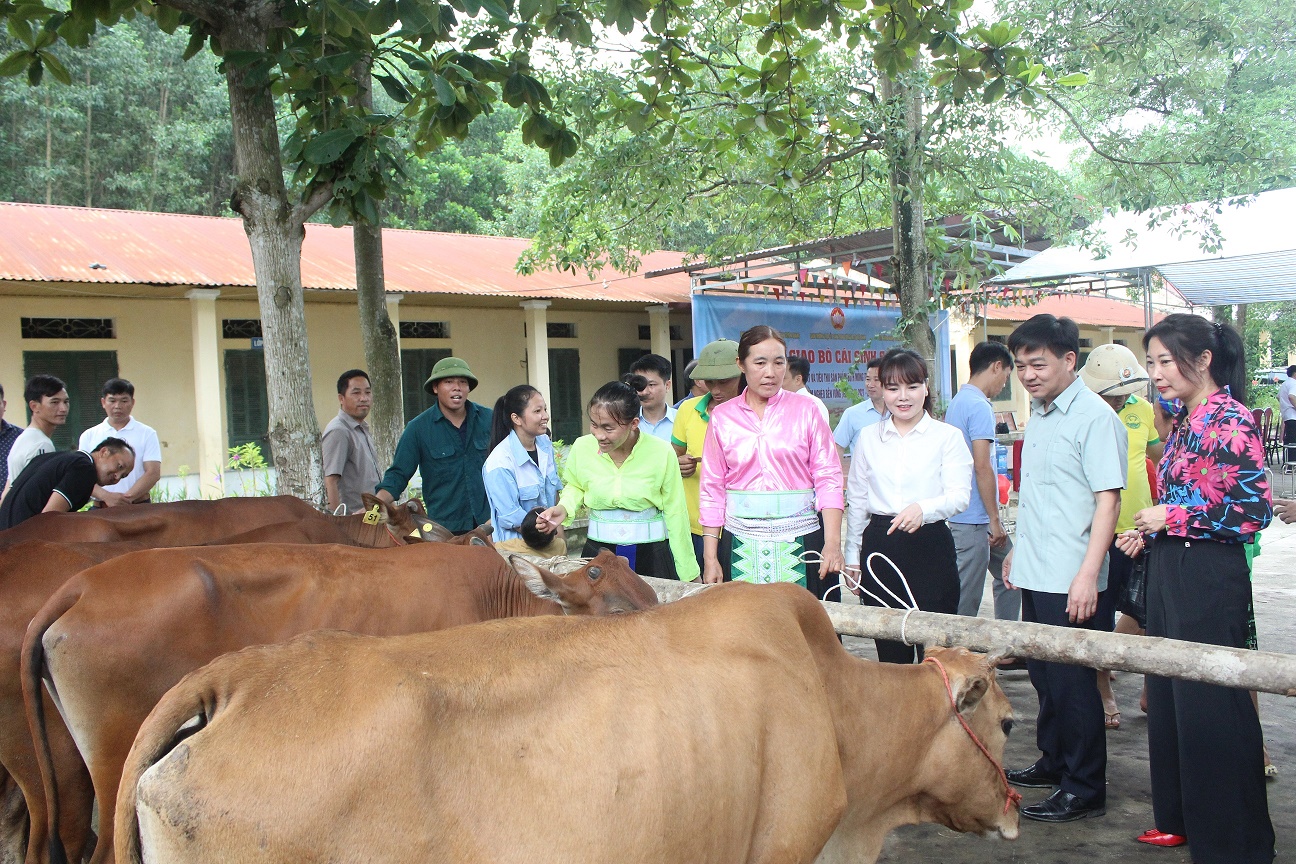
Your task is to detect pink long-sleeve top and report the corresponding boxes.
[698,388,845,528]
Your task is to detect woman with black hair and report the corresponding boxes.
[535,378,698,580]
[1115,314,1274,863]
[843,348,972,663]
[482,385,561,545]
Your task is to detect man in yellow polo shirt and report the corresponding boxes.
[1080,344,1163,729]
[671,339,742,577]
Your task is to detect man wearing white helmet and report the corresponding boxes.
[1079,343,1163,731]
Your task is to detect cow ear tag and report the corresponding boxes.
[363,504,382,525]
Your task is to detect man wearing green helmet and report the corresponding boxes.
[375,357,493,534]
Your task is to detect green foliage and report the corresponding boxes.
[999,0,1296,211]
[0,0,609,231]
[0,17,233,212]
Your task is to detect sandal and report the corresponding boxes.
[1104,711,1121,730]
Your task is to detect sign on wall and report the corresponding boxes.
[691,293,950,410]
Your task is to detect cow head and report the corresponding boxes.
[914,647,1019,841]
[358,493,452,543]
[508,550,660,615]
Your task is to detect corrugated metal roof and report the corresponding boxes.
[990,187,1296,303]
[985,294,1160,328]
[1158,250,1296,305]
[0,202,693,303]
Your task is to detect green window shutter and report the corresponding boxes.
[22,350,119,450]
[618,348,649,378]
[548,348,582,444]
[224,349,271,460]
[400,348,451,420]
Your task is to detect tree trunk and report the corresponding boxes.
[643,579,1296,697]
[1212,304,1234,324]
[44,89,52,205]
[218,16,324,503]
[880,67,935,364]
[83,65,92,207]
[350,60,404,469]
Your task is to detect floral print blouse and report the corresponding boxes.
[1158,388,1272,543]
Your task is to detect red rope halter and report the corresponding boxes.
[922,656,1022,815]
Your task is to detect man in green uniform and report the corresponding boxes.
[375,357,492,534]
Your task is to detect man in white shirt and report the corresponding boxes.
[1279,364,1296,467]
[783,355,829,421]
[833,357,887,474]
[628,354,677,442]
[3,374,68,499]
[77,378,162,505]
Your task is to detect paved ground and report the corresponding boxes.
[848,514,1296,864]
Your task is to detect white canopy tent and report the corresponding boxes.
[989,187,1296,318]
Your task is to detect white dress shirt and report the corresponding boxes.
[844,412,973,566]
[78,416,162,493]
[793,386,830,422]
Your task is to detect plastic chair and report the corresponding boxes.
[1260,408,1276,465]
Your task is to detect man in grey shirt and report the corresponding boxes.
[321,369,381,514]
[1002,314,1126,825]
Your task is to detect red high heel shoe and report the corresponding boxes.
[1137,829,1186,847]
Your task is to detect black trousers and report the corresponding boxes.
[858,516,958,664]
[1146,537,1274,864]
[584,538,679,580]
[802,512,834,601]
[1021,588,1107,805]
[1095,540,1134,630]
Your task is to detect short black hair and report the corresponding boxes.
[787,355,810,382]
[90,436,134,456]
[25,374,67,406]
[520,507,557,550]
[1287,365,1296,379]
[0,382,5,401]
[969,341,1014,376]
[102,378,134,398]
[629,353,672,381]
[337,369,370,395]
[866,357,885,371]
[1007,314,1080,361]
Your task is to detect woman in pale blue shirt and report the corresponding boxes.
[482,385,561,543]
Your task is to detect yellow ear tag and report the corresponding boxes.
[363,505,382,525]
[421,524,433,532]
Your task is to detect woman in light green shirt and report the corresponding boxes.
[536,378,699,581]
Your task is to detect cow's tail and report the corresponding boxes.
[115,666,217,864]
[20,581,86,864]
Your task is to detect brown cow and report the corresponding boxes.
[25,546,655,864]
[114,583,1018,864]
[0,496,325,547]
[0,542,148,864]
[0,507,441,864]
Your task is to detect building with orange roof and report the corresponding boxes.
[0,202,693,491]
[0,202,1170,491]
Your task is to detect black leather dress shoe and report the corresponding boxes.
[1006,763,1061,789]
[1021,789,1106,823]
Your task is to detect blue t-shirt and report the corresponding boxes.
[945,384,996,525]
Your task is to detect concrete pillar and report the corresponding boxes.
[647,304,671,360]
[185,288,223,492]
[386,293,403,351]
[1102,326,1115,346]
[521,301,552,404]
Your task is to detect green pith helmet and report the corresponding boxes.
[423,357,479,393]
[691,339,741,380]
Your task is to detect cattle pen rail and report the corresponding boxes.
[642,578,1296,697]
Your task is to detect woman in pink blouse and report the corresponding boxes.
[698,325,844,587]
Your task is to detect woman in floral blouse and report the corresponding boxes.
[1116,314,1272,864]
